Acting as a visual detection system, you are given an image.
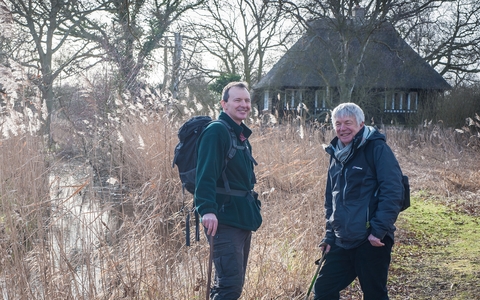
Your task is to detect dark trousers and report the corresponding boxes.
[206,224,252,300]
[314,237,394,300]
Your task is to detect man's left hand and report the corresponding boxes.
[368,234,385,247]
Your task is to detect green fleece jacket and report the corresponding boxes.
[194,112,262,231]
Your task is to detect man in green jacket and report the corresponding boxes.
[195,81,262,299]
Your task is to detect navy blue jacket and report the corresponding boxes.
[323,127,403,249]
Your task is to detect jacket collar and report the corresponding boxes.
[219,112,252,139]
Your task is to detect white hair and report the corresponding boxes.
[331,102,365,126]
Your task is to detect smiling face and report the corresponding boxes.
[334,114,364,145]
[221,86,251,124]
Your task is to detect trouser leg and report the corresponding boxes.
[355,236,393,300]
[313,243,357,300]
[207,224,252,300]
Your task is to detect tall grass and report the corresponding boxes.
[1,107,479,299]
[0,134,49,298]
[103,114,334,299]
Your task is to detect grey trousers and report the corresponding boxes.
[206,224,252,300]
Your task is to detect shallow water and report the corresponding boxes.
[48,160,119,298]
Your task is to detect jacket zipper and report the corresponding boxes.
[367,185,380,229]
[343,167,348,206]
[366,207,370,229]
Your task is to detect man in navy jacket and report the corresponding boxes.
[314,103,404,300]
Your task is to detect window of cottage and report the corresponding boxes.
[297,90,303,110]
[284,89,293,109]
[284,89,305,110]
[385,91,419,112]
[314,87,331,112]
[408,92,418,111]
[315,89,324,112]
[263,90,269,111]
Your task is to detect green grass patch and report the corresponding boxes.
[389,192,480,299]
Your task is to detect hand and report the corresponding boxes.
[368,234,385,247]
[202,213,218,236]
[318,241,331,254]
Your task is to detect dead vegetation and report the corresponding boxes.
[0,110,479,299]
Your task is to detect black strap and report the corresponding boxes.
[216,187,251,197]
[363,140,381,198]
[194,209,200,242]
[185,211,191,246]
[186,205,200,246]
[363,140,376,173]
[213,119,257,192]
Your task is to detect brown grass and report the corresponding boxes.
[1,111,479,299]
[0,134,50,297]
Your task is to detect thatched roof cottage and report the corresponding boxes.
[253,10,451,124]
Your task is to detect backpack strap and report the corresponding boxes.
[363,139,381,196]
[185,207,201,246]
[363,140,377,173]
[363,139,409,215]
[213,119,257,193]
[362,140,380,228]
[363,139,376,172]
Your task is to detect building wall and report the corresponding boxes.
[255,87,445,125]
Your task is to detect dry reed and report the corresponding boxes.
[1,108,479,299]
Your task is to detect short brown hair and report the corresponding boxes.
[222,81,249,102]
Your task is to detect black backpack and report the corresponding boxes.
[172,115,257,245]
[172,116,213,195]
[172,115,257,194]
[364,140,410,212]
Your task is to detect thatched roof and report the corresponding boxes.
[254,19,451,91]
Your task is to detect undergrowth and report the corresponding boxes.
[389,193,480,300]
[0,106,479,299]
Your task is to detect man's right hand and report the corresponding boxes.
[202,213,218,236]
[318,241,331,254]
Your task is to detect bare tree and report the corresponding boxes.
[0,0,13,66]
[5,0,106,142]
[182,0,300,87]
[398,0,480,86]
[69,0,204,101]
[279,0,447,102]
